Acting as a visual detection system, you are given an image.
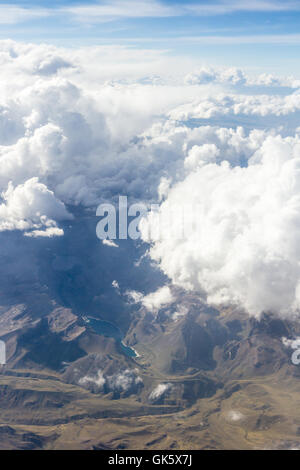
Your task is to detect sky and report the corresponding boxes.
[0,0,300,74]
[1,3,300,318]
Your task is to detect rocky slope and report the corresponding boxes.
[0,277,300,449]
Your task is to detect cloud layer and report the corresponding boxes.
[3,1,300,27]
[141,133,300,317]
[1,40,300,318]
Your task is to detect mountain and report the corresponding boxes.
[1,231,300,450]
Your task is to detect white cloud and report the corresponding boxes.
[0,4,50,24]
[78,368,142,393]
[141,133,300,318]
[158,177,171,202]
[227,410,244,422]
[126,286,174,312]
[168,91,300,123]
[183,66,300,89]
[79,370,106,388]
[149,382,172,400]
[126,290,144,303]
[141,286,174,312]
[185,67,247,86]
[184,66,292,88]
[0,177,71,236]
[107,369,143,392]
[184,144,220,170]
[63,0,180,23]
[24,226,64,238]
[102,239,119,248]
[64,0,300,26]
[1,40,300,320]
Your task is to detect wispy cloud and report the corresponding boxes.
[2,1,300,26]
[62,0,181,24]
[186,0,300,16]
[179,33,300,45]
[0,4,50,24]
[90,33,300,47]
[63,0,300,24]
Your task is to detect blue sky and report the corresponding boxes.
[1,0,300,74]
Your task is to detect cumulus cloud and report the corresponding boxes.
[126,286,174,312]
[141,133,300,318]
[107,369,143,392]
[184,66,300,90]
[141,286,174,311]
[168,92,300,125]
[79,370,106,388]
[1,39,300,320]
[78,368,143,393]
[184,67,247,86]
[0,177,71,236]
[24,226,64,238]
[0,41,200,213]
[149,382,172,401]
[112,280,120,290]
[0,41,297,218]
[226,410,244,422]
[184,144,220,170]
